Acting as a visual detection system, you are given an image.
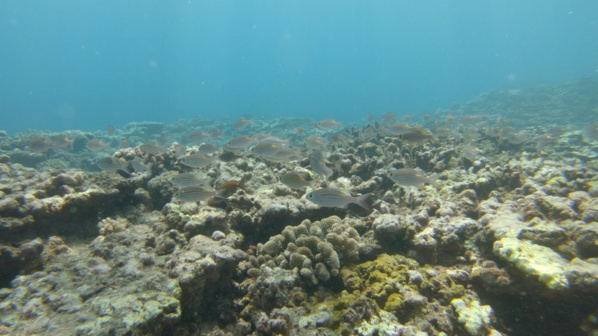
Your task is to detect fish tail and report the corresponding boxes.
[355,193,373,211]
[429,173,440,188]
[119,162,131,174]
[324,166,333,180]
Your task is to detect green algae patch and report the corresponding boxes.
[418,272,467,305]
[546,175,568,187]
[305,254,423,334]
[384,293,404,313]
[305,252,467,333]
[307,289,379,335]
[340,253,418,306]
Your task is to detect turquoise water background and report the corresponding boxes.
[1,0,597,134]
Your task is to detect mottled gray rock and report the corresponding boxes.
[355,311,427,336]
[0,229,182,336]
[539,195,578,220]
[165,234,247,310]
[373,214,418,246]
[581,199,598,223]
[572,222,598,258]
[517,218,567,248]
[479,202,525,241]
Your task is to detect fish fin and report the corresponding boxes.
[214,189,227,199]
[355,193,373,212]
[116,168,131,179]
[428,173,440,188]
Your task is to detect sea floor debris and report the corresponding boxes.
[1,78,598,335]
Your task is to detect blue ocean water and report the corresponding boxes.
[0,1,597,135]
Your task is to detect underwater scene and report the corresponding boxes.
[2,2,598,336]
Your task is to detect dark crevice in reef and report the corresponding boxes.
[478,290,597,336]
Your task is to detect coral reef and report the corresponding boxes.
[1,78,598,334]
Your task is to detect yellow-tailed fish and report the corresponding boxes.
[86,139,109,152]
[234,118,252,130]
[306,188,371,211]
[132,157,153,174]
[158,135,170,147]
[173,143,187,159]
[180,154,216,168]
[280,172,314,189]
[53,134,73,149]
[198,143,220,155]
[382,112,397,123]
[121,137,132,148]
[399,128,435,144]
[173,172,208,187]
[209,128,222,139]
[259,148,302,162]
[250,142,282,157]
[140,142,163,154]
[308,149,333,181]
[29,137,54,153]
[255,136,289,147]
[215,180,245,198]
[462,145,478,162]
[175,185,216,202]
[548,126,567,138]
[330,133,345,145]
[535,135,554,151]
[97,157,126,173]
[360,126,376,140]
[218,151,244,162]
[386,123,412,136]
[315,119,342,131]
[224,136,256,152]
[508,130,529,145]
[187,131,210,143]
[305,135,329,150]
[388,168,438,188]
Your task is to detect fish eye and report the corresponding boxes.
[307,193,313,198]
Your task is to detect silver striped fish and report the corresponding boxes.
[388,168,438,188]
[306,188,371,211]
[175,185,216,202]
[308,149,333,181]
